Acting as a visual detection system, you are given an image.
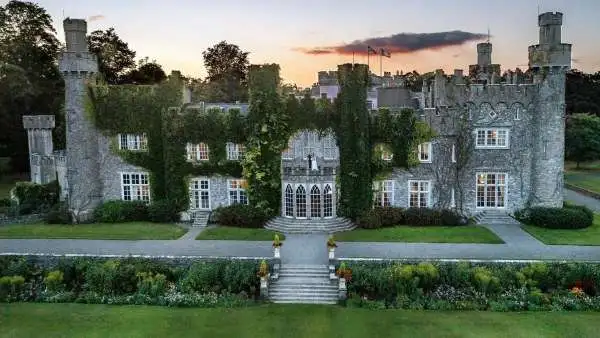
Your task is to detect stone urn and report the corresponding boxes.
[328,247,335,259]
[338,277,346,290]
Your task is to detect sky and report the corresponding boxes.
[32,0,600,87]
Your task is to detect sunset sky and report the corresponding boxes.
[39,0,600,87]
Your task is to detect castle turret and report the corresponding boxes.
[477,42,492,66]
[528,12,571,208]
[22,115,55,184]
[59,18,101,220]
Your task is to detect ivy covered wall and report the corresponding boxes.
[83,63,434,220]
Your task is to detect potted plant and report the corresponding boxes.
[336,262,352,289]
[327,235,337,259]
[257,259,269,288]
[273,234,282,258]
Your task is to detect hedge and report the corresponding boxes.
[356,207,467,229]
[342,261,600,311]
[514,204,594,229]
[0,256,262,307]
[211,204,271,228]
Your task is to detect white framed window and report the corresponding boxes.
[450,188,456,208]
[228,179,248,205]
[418,142,432,163]
[282,139,294,160]
[186,143,209,161]
[373,180,394,207]
[515,106,521,120]
[303,131,318,159]
[408,180,430,208]
[121,172,150,202]
[190,178,210,209]
[226,143,245,161]
[323,134,336,160]
[118,133,148,151]
[451,144,456,163]
[476,173,506,208]
[475,128,509,148]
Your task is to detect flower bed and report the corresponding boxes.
[341,261,600,311]
[0,256,263,307]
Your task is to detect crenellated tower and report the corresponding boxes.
[528,12,571,207]
[58,18,101,219]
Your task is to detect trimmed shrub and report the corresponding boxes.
[357,207,464,228]
[0,197,11,207]
[404,208,442,226]
[148,200,180,223]
[13,180,60,214]
[93,200,149,223]
[45,202,72,224]
[356,209,383,229]
[212,204,270,228]
[516,206,593,229]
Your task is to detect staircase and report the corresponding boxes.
[191,211,210,227]
[269,264,338,304]
[477,210,521,225]
[265,217,355,234]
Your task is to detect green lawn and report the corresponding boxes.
[0,222,187,240]
[1,303,599,338]
[522,214,600,246]
[196,226,285,241]
[564,170,600,194]
[335,225,504,244]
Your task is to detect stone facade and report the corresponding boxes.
[23,12,570,220]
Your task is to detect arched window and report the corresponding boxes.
[324,184,333,217]
[295,185,307,218]
[285,184,294,217]
[310,185,321,218]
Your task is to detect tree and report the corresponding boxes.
[565,113,600,168]
[120,57,167,85]
[0,0,63,172]
[202,41,249,102]
[566,70,600,117]
[88,27,136,84]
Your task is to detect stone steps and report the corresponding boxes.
[477,211,521,225]
[269,264,338,304]
[191,211,210,227]
[265,217,355,234]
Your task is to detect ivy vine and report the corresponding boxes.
[83,63,435,219]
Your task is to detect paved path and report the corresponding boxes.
[564,188,600,212]
[1,188,599,262]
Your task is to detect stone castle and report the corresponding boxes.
[23,12,570,225]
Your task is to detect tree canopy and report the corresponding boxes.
[565,113,600,168]
[87,27,137,85]
[202,41,250,102]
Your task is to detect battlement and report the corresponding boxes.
[445,82,539,106]
[59,52,98,74]
[318,71,338,85]
[477,42,492,53]
[539,12,563,26]
[23,115,55,129]
[63,18,88,52]
[528,43,571,69]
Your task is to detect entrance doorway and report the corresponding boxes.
[283,182,335,219]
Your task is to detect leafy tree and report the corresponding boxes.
[87,27,136,84]
[565,113,600,168]
[120,57,167,85]
[202,41,249,102]
[566,70,600,117]
[0,0,63,172]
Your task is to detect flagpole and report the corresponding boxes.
[352,51,355,65]
[380,53,383,77]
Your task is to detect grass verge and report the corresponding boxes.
[335,225,504,244]
[196,226,285,241]
[522,213,600,246]
[1,303,599,338]
[0,222,187,240]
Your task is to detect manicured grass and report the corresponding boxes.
[564,170,600,193]
[0,222,187,240]
[1,303,599,338]
[196,226,285,241]
[565,160,600,171]
[522,213,600,246]
[335,225,504,244]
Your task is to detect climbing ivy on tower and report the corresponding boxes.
[242,64,290,216]
[336,63,373,219]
